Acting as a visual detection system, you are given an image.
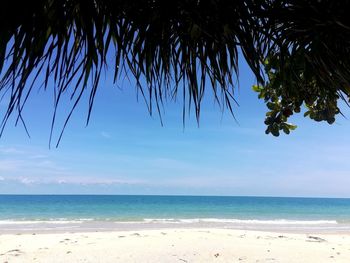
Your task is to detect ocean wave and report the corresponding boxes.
[142,218,338,225]
[0,218,94,225]
[0,218,339,225]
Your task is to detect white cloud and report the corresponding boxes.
[19,177,36,185]
[0,147,25,154]
[53,176,145,186]
[57,179,67,184]
[0,160,23,172]
[29,154,48,159]
[101,131,111,139]
[0,175,145,187]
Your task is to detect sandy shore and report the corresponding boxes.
[1,228,350,262]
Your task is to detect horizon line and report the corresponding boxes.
[0,194,349,199]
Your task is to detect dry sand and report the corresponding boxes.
[1,228,350,262]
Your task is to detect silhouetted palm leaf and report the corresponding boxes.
[0,0,349,145]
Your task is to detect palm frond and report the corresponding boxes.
[0,0,268,146]
[1,0,350,144]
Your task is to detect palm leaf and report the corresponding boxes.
[1,0,349,144]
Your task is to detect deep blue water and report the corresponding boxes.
[0,195,350,223]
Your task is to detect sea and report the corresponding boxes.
[1,195,350,233]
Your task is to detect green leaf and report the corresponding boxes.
[304,111,310,117]
[267,102,275,110]
[252,85,262,92]
[283,127,290,134]
[286,123,297,130]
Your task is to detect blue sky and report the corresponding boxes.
[1,60,350,197]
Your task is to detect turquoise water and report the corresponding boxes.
[1,195,350,224]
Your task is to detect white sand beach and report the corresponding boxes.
[1,228,350,262]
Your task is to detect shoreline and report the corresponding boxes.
[1,220,350,235]
[1,228,350,262]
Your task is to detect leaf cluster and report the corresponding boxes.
[253,1,350,136]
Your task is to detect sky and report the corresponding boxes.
[1,59,350,197]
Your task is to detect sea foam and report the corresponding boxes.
[142,218,338,225]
